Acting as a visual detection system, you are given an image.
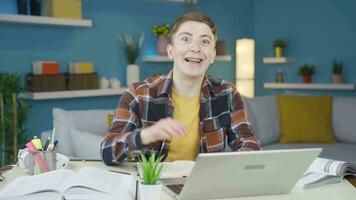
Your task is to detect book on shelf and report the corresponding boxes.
[69,62,94,74]
[44,0,82,19]
[296,157,356,189]
[0,167,136,200]
[32,61,60,75]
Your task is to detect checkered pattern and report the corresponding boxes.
[101,71,260,165]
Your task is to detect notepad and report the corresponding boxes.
[0,167,136,200]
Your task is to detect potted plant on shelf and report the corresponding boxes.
[298,64,315,83]
[138,153,164,200]
[118,33,144,86]
[273,39,286,58]
[332,60,343,84]
[152,23,170,56]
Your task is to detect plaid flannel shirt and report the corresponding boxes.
[101,71,260,165]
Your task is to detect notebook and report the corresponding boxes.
[0,167,136,200]
[163,148,322,200]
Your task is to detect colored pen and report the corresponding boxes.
[43,137,50,151]
[26,141,49,172]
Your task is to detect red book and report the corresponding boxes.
[42,63,59,75]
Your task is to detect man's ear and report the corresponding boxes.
[167,44,174,60]
[210,48,216,64]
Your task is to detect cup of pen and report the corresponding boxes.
[28,149,57,175]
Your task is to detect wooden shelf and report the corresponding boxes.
[142,55,232,62]
[0,13,92,27]
[263,57,293,64]
[263,83,355,90]
[19,88,128,100]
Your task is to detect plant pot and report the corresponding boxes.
[126,64,139,86]
[139,181,162,200]
[303,76,312,83]
[157,35,169,56]
[332,74,343,84]
[274,46,283,58]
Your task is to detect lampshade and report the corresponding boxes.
[236,39,255,80]
[236,80,254,98]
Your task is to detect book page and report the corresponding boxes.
[305,157,346,176]
[63,167,135,200]
[0,169,74,198]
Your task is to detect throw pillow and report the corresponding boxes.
[70,129,103,159]
[277,95,335,143]
[333,97,356,143]
[242,96,280,145]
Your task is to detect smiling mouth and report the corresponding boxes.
[184,57,203,64]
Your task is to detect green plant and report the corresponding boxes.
[118,33,145,64]
[152,24,170,37]
[0,72,30,166]
[273,39,286,48]
[298,64,315,76]
[138,153,164,185]
[333,60,343,74]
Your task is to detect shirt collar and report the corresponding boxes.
[157,70,216,97]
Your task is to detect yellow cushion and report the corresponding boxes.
[277,95,335,143]
[107,114,114,130]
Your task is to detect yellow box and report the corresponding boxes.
[44,0,82,19]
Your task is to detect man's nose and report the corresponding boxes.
[189,41,201,52]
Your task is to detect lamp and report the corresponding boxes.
[236,39,255,98]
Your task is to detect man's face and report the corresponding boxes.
[167,21,216,79]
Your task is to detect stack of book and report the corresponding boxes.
[67,62,98,90]
[27,61,65,92]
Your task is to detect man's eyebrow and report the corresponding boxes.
[178,32,192,36]
[200,34,212,40]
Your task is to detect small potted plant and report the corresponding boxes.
[138,153,164,200]
[152,23,170,56]
[273,39,286,58]
[298,64,315,83]
[332,60,343,84]
[118,33,144,86]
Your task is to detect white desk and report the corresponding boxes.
[1,161,356,200]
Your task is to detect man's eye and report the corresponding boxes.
[202,39,211,45]
[181,36,190,42]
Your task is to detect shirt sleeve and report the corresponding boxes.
[227,86,261,151]
[100,88,143,165]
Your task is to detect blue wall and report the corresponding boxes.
[0,0,253,138]
[254,0,356,96]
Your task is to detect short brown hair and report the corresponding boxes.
[170,11,217,44]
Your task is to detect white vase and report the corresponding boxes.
[139,182,162,200]
[126,64,139,86]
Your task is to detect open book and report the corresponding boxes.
[297,157,356,189]
[138,160,195,179]
[0,167,136,200]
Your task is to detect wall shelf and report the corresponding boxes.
[142,55,232,62]
[0,13,92,27]
[263,83,355,90]
[263,57,293,64]
[19,88,128,100]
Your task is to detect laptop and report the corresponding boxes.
[162,148,322,200]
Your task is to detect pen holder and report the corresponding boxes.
[29,149,57,175]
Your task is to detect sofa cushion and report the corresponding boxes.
[53,108,114,156]
[277,95,335,143]
[70,129,103,159]
[242,96,280,145]
[262,143,356,163]
[333,97,356,143]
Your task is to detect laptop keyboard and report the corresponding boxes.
[167,184,184,195]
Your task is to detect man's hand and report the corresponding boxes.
[140,118,187,145]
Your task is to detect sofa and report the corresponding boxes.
[42,96,356,163]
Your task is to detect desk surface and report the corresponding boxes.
[1,161,356,200]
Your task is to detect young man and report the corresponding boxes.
[101,12,260,165]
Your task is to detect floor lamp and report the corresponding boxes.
[236,39,255,98]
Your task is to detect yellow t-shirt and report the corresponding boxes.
[166,89,200,162]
